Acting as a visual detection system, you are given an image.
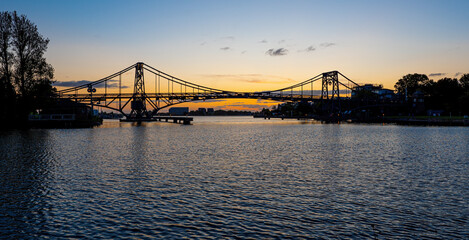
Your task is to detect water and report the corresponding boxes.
[1,116,468,239]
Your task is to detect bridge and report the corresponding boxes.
[57,62,360,120]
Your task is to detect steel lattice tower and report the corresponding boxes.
[321,71,341,116]
[130,62,148,119]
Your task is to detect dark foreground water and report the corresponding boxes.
[1,117,468,239]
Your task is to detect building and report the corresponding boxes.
[28,100,101,128]
[198,108,207,115]
[352,84,396,100]
[169,107,189,116]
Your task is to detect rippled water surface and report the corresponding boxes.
[1,117,468,239]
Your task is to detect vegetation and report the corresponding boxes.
[395,73,469,115]
[0,11,55,128]
[394,73,429,99]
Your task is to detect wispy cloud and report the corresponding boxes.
[200,41,207,46]
[429,73,446,77]
[256,99,276,104]
[259,39,268,43]
[225,104,272,109]
[220,47,231,51]
[320,42,336,48]
[221,36,235,41]
[298,45,316,53]
[266,48,288,56]
[306,46,316,52]
[53,80,129,89]
[196,99,226,103]
[54,80,91,87]
[278,39,286,44]
[201,74,295,84]
[455,72,463,77]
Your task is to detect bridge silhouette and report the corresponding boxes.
[58,62,360,120]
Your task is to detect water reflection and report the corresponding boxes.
[0,130,57,238]
[0,119,468,238]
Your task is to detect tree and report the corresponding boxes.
[0,11,54,124]
[436,78,462,112]
[11,11,54,98]
[0,12,16,124]
[394,73,429,98]
[460,74,469,91]
[0,12,13,83]
[459,74,469,115]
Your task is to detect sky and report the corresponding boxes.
[2,0,469,111]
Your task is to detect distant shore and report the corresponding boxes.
[253,115,469,126]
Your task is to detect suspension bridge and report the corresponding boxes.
[57,62,360,121]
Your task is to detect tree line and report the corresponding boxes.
[395,73,469,115]
[0,11,55,128]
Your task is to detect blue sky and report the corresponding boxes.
[2,0,469,92]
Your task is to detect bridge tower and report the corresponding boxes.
[129,62,149,119]
[321,71,341,116]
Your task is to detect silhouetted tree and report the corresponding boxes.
[459,74,469,115]
[435,78,461,113]
[460,74,469,91]
[394,73,430,99]
[0,12,13,82]
[0,11,55,125]
[0,12,16,124]
[11,11,54,98]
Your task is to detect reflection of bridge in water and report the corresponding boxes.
[58,62,360,120]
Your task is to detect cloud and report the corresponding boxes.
[299,45,316,52]
[429,73,446,77]
[54,80,129,89]
[306,46,316,52]
[200,41,207,46]
[196,99,226,103]
[259,39,268,43]
[201,74,295,84]
[320,42,336,47]
[278,39,286,44]
[455,72,463,77]
[256,99,275,104]
[266,48,288,56]
[241,50,247,54]
[221,36,235,41]
[220,47,231,51]
[53,80,94,87]
[104,83,129,89]
[225,104,272,109]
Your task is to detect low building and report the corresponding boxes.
[352,84,396,100]
[198,108,207,115]
[28,100,101,128]
[169,107,189,116]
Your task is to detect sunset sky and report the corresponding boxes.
[2,0,469,111]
